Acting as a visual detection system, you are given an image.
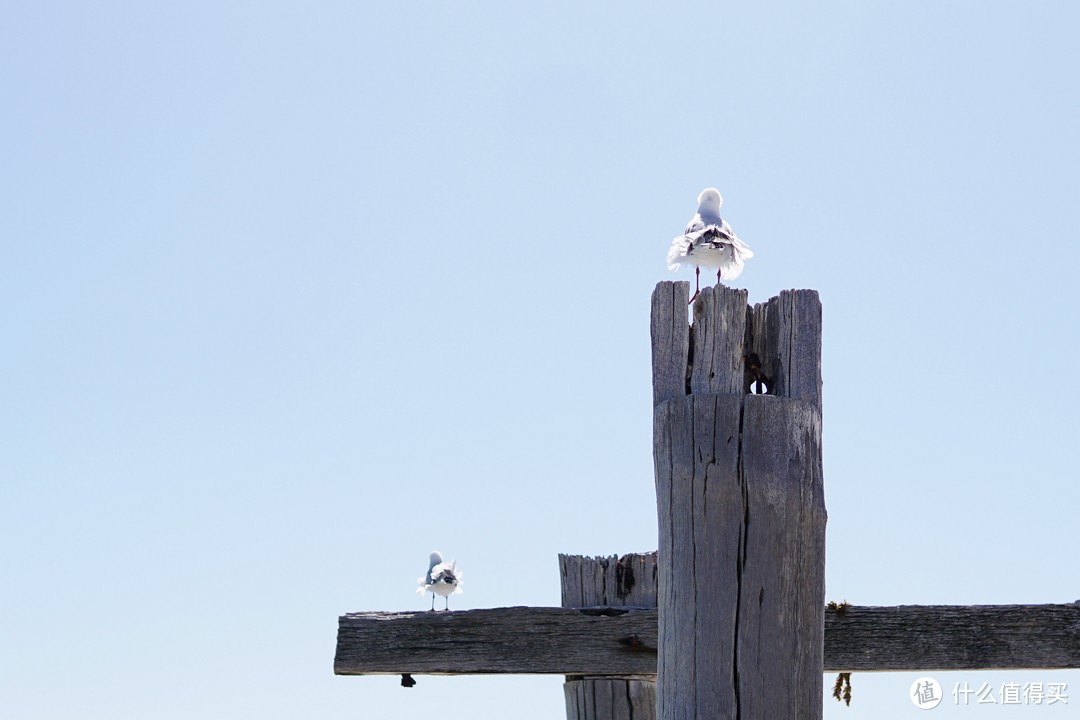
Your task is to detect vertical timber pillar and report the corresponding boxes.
[650,282,826,719]
[560,553,658,720]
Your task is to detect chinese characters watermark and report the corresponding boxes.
[909,677,1069,709]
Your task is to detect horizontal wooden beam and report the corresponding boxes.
[826,602,1080,671]
[334,603,1080,675]
[336,606,657,676]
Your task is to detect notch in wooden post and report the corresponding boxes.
[651,283,822,410]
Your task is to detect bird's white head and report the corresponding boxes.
[697,188,723,211]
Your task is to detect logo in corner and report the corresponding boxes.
[911,677,943,709]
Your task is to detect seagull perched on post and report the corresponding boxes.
[667,188,753,303]
[417,551,463,611]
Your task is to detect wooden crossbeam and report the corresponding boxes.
[334,603,1080,675]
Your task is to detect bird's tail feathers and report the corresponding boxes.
[667,235,689,270]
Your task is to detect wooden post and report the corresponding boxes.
[650,282,826,719]
[560,553,658,720]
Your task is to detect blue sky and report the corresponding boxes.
[2,2,1077,718]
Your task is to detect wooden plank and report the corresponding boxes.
[826,603,1080,671]
[335,607,657,676]
[334,603,1080,675]
[689,285,748,396]
[650,281,689,407]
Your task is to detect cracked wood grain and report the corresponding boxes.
[333,603,1080,675]
[651,282,826,720]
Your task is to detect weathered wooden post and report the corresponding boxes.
[651,282,826,719]
[333,280,1079,696]
[560,553,658,720]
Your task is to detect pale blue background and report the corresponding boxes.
[2,2,1077,718]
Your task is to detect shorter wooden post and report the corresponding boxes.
[560,553,658,720]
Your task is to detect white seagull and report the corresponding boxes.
[417,551,463,611]
[667,188,753,303]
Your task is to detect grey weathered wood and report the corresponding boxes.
[739,395,825,717]
[333,603,1080,675]
[560,553,658,609]
[335,607,657,675]
[825,603,1080,671]
[652,283,826,719]
[748,289,823,411]
[689,286,749,396]
[560,554,658,720]
[565,678,657,720]
[650,282,690,406]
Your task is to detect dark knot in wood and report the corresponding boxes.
[618,634,657,654]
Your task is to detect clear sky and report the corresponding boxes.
[2,2,1077,718]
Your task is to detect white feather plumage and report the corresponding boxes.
[667,188,753,281]
[417,551,463,609]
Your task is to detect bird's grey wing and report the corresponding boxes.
[683,214,706,236]
[700,224,734,244]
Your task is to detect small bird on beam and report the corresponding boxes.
[667,187,753,304]
[417,550,463,610]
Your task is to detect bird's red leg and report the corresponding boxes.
[688,266,701,304]
[716,268,722,285]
